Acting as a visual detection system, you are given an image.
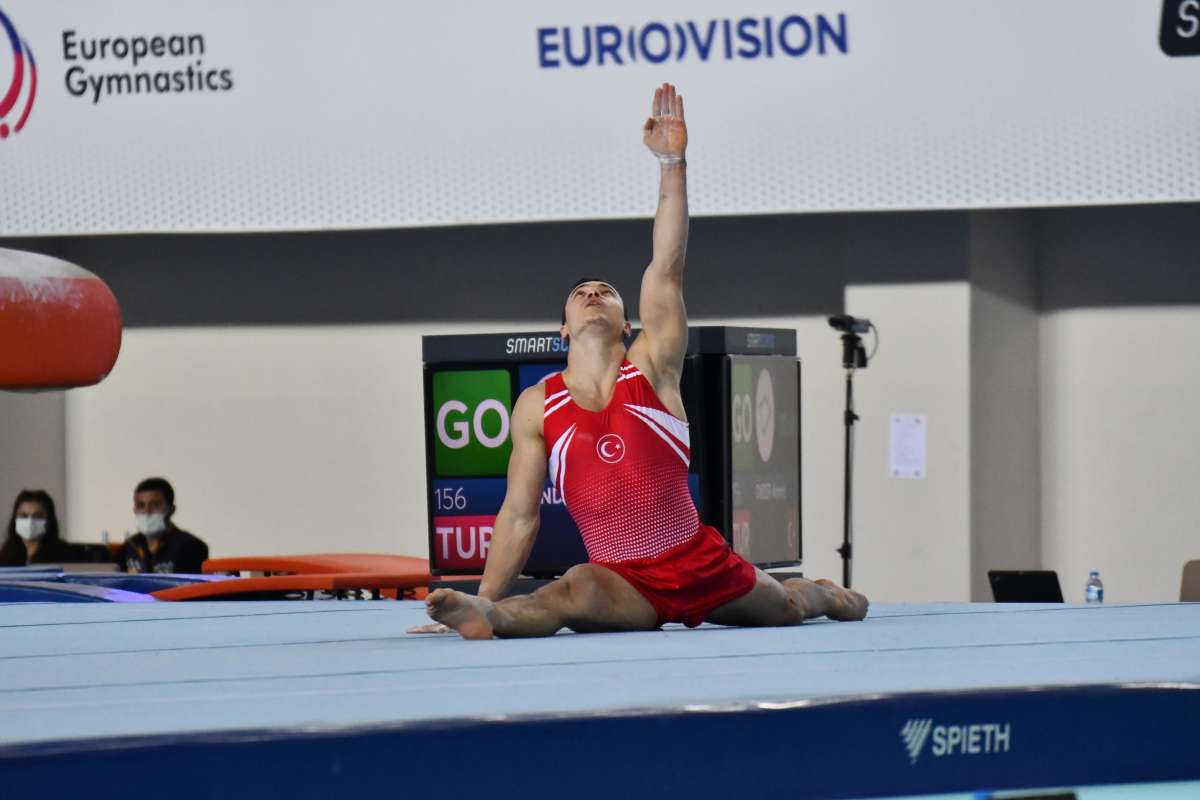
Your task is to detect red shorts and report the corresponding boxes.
[595,523,758,628]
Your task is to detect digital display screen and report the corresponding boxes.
[728,355,800,565]
[423,328,802,577]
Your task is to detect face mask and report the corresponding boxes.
[135,513,167,537]
[15,517,47,540]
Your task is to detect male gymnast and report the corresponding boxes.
[418,83,868,639]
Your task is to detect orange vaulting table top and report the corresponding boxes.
[202,554,431,576]
[151,571,432,601]
[0,248,122,390]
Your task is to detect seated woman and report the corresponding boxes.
[0,489,78,566]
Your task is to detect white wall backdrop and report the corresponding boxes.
[847,283,972,601]
[967,212,1041,601]
[58,298,980,602]
[969,286,1041,600]
[0,391,66,533]
[55,299,1200,603]
[46,299,1200,602]
[1040,307,1200,602]
[64,323,522,559]
[61,316,856,586]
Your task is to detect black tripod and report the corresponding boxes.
[828,315,871,589]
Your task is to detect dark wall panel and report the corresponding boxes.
[1037,204,1200,310]
[4,203,1195,328]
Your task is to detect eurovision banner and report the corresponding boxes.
[0,0,1197,235]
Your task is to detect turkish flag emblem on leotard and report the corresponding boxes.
[596,433,626,464]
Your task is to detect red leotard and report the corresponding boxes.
[542,360,757,626]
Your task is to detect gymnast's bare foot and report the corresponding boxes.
[425,588,496,640]
[813,578,869,621]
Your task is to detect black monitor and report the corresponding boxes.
[422,327,801,577]
[988,570,1064,603]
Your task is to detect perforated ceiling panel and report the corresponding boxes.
[0,0,1197,235]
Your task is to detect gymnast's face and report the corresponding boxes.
[561,281,630,343]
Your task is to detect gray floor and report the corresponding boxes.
[1,601,1197,748]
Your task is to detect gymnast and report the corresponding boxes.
[416,83,868,639]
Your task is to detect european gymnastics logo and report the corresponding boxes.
[0,7,36,139]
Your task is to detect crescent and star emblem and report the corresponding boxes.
[596,434,626,464]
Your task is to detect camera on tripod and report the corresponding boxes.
[827,312,877,588]
[828,315,872,369]
[827,314,871,335]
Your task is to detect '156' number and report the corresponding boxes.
[433,487,467,511]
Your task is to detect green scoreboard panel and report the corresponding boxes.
[431,369,514,476]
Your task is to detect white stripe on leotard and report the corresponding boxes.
[624,404,690,467]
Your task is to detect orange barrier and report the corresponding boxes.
[151,571,432,601]
[197,553,478,600]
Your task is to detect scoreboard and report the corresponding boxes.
[422,327,800,577]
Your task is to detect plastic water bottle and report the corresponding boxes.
[1085,571,1104,604]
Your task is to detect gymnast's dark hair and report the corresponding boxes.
[0,489,62,566]
[135,476,175,506]
[562,277,628,325]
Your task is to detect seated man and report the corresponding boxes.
[419,84,867,639]
[115,477,209,574]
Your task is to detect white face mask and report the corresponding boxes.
[135,513,167,537]
[15,517,47,540]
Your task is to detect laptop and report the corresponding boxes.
[988,570,1064,603]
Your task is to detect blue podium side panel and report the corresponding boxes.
[1,685,1197,800]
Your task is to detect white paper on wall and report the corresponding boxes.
[889,414,926,479]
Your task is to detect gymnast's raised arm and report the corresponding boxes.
[629,83,690,400]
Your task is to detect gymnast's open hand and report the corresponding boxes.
[643,82,687,162]
[407,621,451,634]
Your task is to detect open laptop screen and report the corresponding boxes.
[988,570,1065,602]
